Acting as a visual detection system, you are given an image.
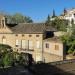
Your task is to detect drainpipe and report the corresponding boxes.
[28,40,29,51]
[42,37,44,62]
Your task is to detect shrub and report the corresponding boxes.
[67,50,73,54]
[18,53,33,67]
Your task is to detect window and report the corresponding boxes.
[36,41,40,48]
[25,40,28,49]
[74,13,75,17]
[2,20,4,27]
[15,40,19,47]
[29,35,32,37]
[22,40,26,48]
[21,40,28,49]
[22,34,24,37]
[15,34,18,36]
[29,40,33,49]
[55,45,59,50]
[2,38,6,44]
[45,43,49,48]
[36,35,39,37]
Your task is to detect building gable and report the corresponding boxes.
[0,15,12,33]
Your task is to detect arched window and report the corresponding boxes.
[2,20,4,28]
[2,36,6,44]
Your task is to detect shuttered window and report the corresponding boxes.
[29,40,33,49]
[36,41,40,49]
[45,43,49,48]
[55,45,59,50]
[22,40,25,48]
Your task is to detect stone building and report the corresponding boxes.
[0,15,64,62]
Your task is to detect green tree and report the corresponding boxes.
[51,18,68,31]
[64,8,67,15]
[0,44,13,67]
[0,12,33,25]
[0,44,33,67]
[45,16,68,31]
[60,34,75,54]
[52,9,56,18]
[0,44,12,53]
[19,53,33,67]
[12,13,33,23]
[2,53,14,67]
[45,15,51,26]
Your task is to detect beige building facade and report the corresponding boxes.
[0,15,64,62]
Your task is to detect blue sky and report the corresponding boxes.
[0,0,75,22]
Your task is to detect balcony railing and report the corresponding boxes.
[19,48,34,52]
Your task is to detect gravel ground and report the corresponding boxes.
[30,62,75,75]
[0,62,75,75]
[56,62,75,74]
[0,66,33,75]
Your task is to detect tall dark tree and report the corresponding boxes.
[45,15,51,26]
[64,8,67,15]
[71,19,74,26]
[52,9,56,18]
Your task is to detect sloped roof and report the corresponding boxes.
[44,36,62,43]
[11,23,56,34]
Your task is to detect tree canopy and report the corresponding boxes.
[60,34,75,54]
[52,9,56,18]
[6,13,33,24]
[0,44,33,68]
[0,12,33,27]
[46,16,68,31]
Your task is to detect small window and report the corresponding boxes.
[15,34,18,36]
[22,34,24,37]
[29,35,32,37]
[36,35,39,37]
[55,45,59,50]
[46,43,49,48]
